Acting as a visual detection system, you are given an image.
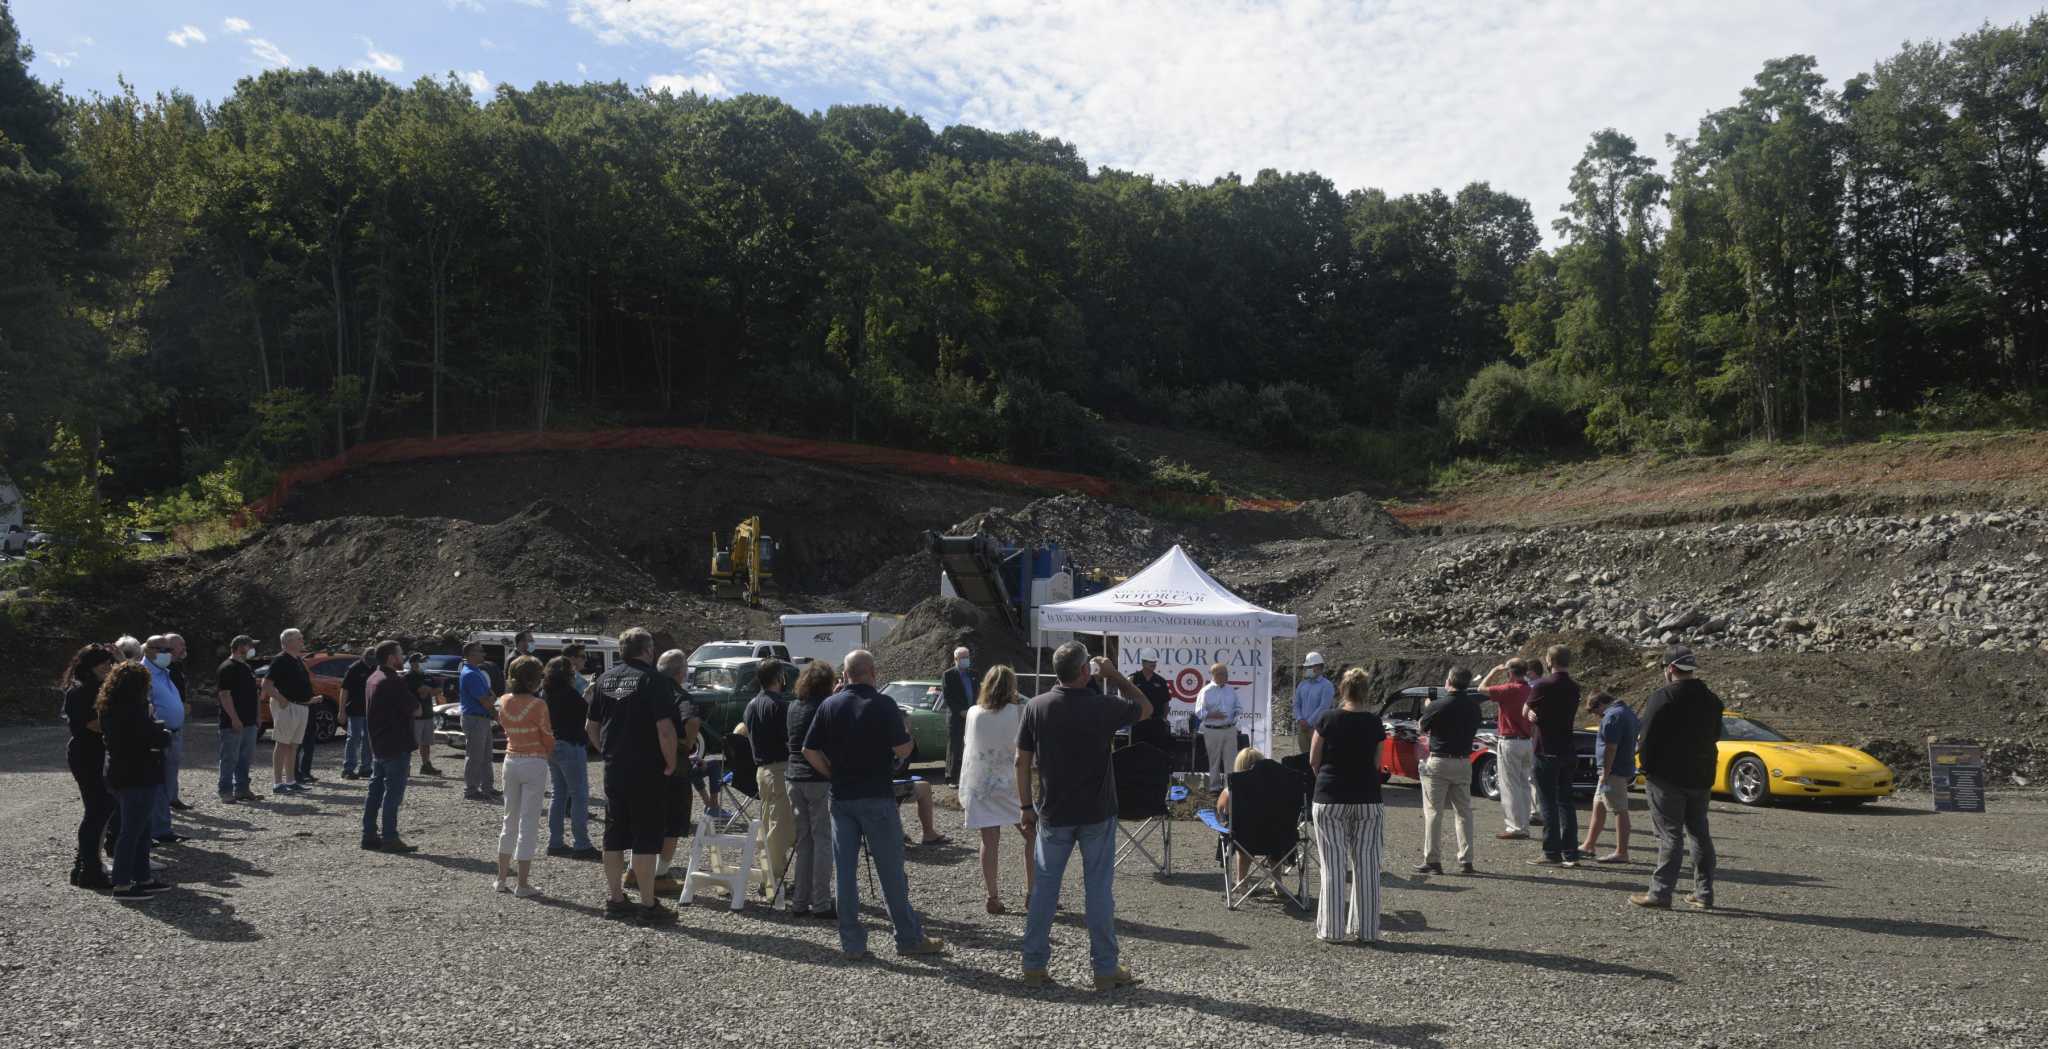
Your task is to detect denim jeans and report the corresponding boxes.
[830,795,924,955]
[1534,752,1579,859]
[112,786,156,885]
[362,757,411,843]
[1022,816,1120,976]
[218,724,258,796]
[341,716,370,775]
[153,729,182,837]
[548,740,593,850]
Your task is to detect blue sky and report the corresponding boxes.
[15,1,2043,230]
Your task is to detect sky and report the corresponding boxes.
[13,0,2043,232]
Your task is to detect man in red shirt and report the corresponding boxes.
[1479,659,1536,840]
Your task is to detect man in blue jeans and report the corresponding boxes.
[339,653,374,779]
[1525,644,1584,868]
[141,635,188,844]
[1017,642,1152,991]
[215,635,263,803]
[800,650,946,961]
[359,641,419,853]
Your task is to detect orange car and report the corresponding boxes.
[255,651,361,743]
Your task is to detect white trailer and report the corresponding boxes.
[780,612,902,666]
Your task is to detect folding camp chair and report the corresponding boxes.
[1113,742,1183,874]
[1196,758,1311,910]
[720,733,761,833]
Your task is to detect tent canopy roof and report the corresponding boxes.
[1036,545,1298,640]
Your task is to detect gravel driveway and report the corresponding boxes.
[2,722,2040,1049]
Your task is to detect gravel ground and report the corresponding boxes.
[2,722,2040,1049]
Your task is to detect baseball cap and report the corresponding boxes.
[1664,645,1698,672]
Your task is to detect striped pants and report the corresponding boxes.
[1312,802,1384,943]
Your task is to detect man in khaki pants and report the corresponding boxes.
[1414,667,1483,875]
[742,660,797,898]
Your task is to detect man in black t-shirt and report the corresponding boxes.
[261,629,317,795]
[652,649,704,889]
[1415,668,1483,875]
[1527,644,1585,866]
[801,650,945,961]
[403,653,442,776]
[215,635,262,803]
[340,654,374,779]
[1017,642,1150,991]
[1128,657,1175,749]
[585,627,680,925]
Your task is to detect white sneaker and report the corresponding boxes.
[492,878,510,893]
[513,885,542,899]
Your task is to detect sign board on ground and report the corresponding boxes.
[1928,743,1987,813]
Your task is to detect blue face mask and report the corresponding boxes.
[151,652,173,669]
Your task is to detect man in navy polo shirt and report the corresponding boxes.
[802,650,946,961]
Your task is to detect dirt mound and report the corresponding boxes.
[183,500,669,643]
[1214,491,1410,544]
[870,596,1037,682]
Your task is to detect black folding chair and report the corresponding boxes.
[1114,742,1182,874]
[1197,758,1310,910]
[720,733,761,833]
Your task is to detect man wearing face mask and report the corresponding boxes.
[216,635,262,804]
[941,647,975,785]
[1292,653,1334,757]
[141,635,189,841]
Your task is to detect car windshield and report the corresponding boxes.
[423,656,463,673]
[1722,716,1787,742]
[884,682,941,711]
[690,644,757,663]
[688,665,738,693]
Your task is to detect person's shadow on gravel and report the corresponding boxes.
[410,851,500,877]
[1378,941,1679,983]
[157,843,272,889]
[132,888,262,944]
[1706,908,2022,940]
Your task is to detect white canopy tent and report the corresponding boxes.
[1035,545,1298,755]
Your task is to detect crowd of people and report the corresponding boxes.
[57,622,1725,979]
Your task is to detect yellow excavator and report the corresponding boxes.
[710,516,777,605]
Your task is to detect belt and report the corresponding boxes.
[1500,733,1530,741]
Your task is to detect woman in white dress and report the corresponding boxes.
[959,664,1033,914]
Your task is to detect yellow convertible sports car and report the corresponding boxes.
[1713,714,1895,806]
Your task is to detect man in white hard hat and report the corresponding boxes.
[1293,652,1334,756]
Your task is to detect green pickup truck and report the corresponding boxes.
[681,661,949,770]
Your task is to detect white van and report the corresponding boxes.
[468,630,623,679]
[780,612,903,666]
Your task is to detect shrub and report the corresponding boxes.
[1144,457,1222,496]
[24,425,131,586]
[1447,362,1586,453]
[1909,387,2043,433]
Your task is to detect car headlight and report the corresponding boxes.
[1789,776,1816,786]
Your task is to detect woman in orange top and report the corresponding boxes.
[494,656,555,897]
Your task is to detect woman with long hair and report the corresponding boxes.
[61,644,120,890]
[1309,667,1387,944]
[782,659,840,919]
[958,664,1033,914]
[99,662,172,900]
[494,656,555,897]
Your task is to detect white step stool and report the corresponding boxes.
[679,813,761,910]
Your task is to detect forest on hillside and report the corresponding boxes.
[2,2,2044,519]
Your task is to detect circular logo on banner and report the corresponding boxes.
[1173,667,1204,699]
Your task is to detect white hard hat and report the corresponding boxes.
[1302,652,1325,667]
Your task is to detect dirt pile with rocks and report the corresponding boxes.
[869,596,1038,682]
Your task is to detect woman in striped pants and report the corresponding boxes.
[1309,668,1388,943]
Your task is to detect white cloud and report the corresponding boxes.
[48,50,78,67]
[222,17,251,34]
[247,37,291,68]
[78,35,96,47]
[166,25,207,48]
[480,37,497,50]
[568,0,2043,236]
[510,0,547,7]
[462,69,493,95]
[360,38,404,74]
[448,0,485,11]
[576,61,589,76]
[646,70,729,97]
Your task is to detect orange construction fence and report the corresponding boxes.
[246,427,1299,519]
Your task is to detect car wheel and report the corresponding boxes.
[313,709,337,744]
[1729,755,1770,806]
[1472,755,1500,800]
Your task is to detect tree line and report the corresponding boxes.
[3,2,2044,519]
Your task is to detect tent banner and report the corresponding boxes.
[1116,633,1273,756]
